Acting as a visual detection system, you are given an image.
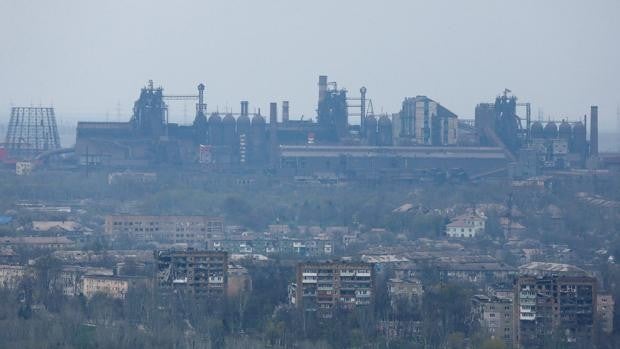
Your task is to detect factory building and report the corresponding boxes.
[279,145,508,179]
[514,262,597,349]
[294,261,374,318]
[397,96,457,146]
[155,249,227,298]
[71,77,600,178]
[475,90,599,173]
[71,77,515,178]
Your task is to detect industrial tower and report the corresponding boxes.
[4,107,61,157]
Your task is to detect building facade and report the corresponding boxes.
[82,275,145,299]
[105,215,224,245]
[398,96,458,146]
[446,213,486,238]
[472,294,514,347]
[156,249,228,298]
[597,293,614,334]
[0,264,26,289]
[295,261,374,318]
[388,278,424,309]
[514,263,596,348]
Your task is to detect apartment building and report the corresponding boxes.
[105,215,224,245]
[156,249,228,298]
[57,266,114,296]
[472,294,514,346]
[295,261,374,318]
[597,293,614,334]
[82,275,145,299]
[514,262,596,348]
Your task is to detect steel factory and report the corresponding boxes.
[0,76,606,179]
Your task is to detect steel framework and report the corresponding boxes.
[4,107,61,157]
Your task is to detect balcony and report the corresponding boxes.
[520,313,536,321]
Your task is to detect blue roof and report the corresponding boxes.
[0,216,13,225]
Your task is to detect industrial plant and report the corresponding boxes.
[0,76,606,180]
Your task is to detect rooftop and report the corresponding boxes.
[519,262,587,277]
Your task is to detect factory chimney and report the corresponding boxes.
[318,75,328,104]
[282,101,289,123]
[241,101,249,117]
[269,102,279,167]
[590,106,598,156]
[360,86,367,135]
[197,83,206,116]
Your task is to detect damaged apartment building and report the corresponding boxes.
[156,249,227,298]
[514,262,597,348]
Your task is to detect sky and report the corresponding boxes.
[1,0,619,134]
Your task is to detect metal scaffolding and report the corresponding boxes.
[4,107,61,157]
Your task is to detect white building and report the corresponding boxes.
[0,265,26,289]
[446,213,486,238]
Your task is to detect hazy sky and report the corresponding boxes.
[1,0,619,130]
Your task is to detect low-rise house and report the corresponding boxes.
[32,221,82,233]
[388,278,423,308]
[82,275,145,299]
[57,266,114,297]
[446,213,486,238]
[500,217,527,239]
[0,247,18,264]
[0,236,75,250]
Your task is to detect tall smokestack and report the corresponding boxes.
[270,102,278,124]
[241,101,249,117]
[269,102,279,167]
[360,86,367,134]
[318,75,328,104]
[590,106,598,156]
[282,101,289,123]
